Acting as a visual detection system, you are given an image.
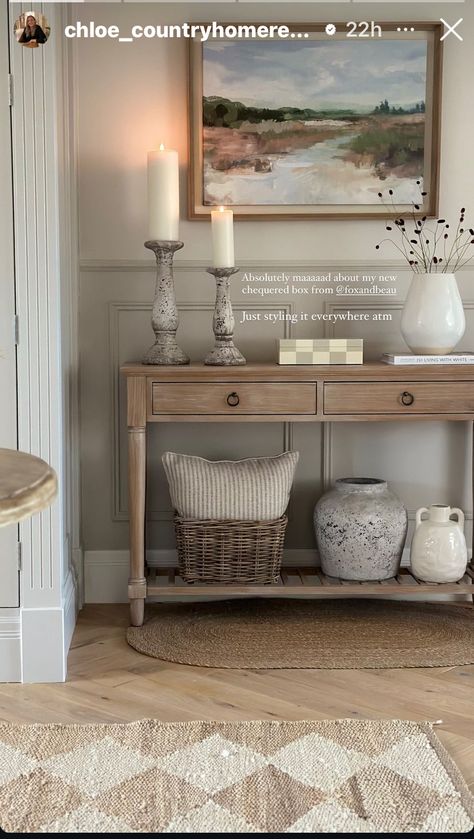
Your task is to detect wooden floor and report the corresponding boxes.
[0,604,472,790]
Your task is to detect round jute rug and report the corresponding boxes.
[126,598,474,669]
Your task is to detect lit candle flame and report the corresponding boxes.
[159,143,165,151]
[219,206,225,212]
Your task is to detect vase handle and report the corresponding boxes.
[451,508,465,531]
[415,507,429,529]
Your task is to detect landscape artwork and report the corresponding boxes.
[190,29,441,218]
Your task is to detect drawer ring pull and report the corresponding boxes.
[401,391,415,406]
[226,392,240,407]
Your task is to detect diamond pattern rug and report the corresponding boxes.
[0,719,472,833]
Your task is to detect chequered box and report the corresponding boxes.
[278,338,363,365]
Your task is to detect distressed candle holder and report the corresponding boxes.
[205,267,246,366]
[142,240,189,365]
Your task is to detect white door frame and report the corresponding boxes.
[4,2,80,682]
[0,0,22,681]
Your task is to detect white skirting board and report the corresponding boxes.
[20,570,78,683]
[21,607,67,683]
[0,613,21,682]
[81,547,469,605]
[0,571,78,685]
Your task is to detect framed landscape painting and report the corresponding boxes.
[188,23,442,220]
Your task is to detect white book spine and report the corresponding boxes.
[382,355,474,365]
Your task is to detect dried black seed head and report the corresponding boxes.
[444,233,449,239]
[389,189,393,195]
[386,226,392,231]
[437,219,446,224]
[433,256,438,264]
[378,192,383,198]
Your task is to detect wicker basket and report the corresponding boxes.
[174,515,288,585]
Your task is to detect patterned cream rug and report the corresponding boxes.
[0,719,472,833]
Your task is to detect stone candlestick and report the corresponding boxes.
[205,267,246,366]
[142,240,189,365]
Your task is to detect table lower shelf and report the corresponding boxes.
[145,565,474,599]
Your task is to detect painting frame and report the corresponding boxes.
[188,22,442,220]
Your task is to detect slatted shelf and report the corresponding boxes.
[146,565,474,599]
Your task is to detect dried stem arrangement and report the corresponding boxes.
[376,183,474,273]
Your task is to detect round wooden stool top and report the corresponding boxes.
[0,449,58,527]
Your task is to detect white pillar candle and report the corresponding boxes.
[211,206,234,268]
[147,145,179,241]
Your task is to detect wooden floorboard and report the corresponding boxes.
[0,604,472,791]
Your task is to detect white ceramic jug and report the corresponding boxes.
[410,505,467,583]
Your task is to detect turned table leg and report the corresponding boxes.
[128,427,146,626]
[130,592,145,627]
[127,376,147,627]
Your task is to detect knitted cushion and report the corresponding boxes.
[162,451,299,521]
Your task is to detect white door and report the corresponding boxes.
[0,1,20,606]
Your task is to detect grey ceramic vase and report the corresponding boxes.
[314,478,408,581]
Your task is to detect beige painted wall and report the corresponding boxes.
[76,3,474,577]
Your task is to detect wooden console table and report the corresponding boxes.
[121,362,474,626]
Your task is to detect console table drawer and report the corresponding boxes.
[152,383,317,415]
[324,382,474,415]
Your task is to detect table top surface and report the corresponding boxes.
[121,361,474,381]
[0,449,58,527]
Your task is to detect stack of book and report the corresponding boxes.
[381,353,474,365]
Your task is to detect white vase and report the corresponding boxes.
[400,273,465,354]
[410,505,468,583]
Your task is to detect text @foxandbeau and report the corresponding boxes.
[241,271,398,297]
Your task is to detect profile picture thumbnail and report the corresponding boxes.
[14,11,50,48]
